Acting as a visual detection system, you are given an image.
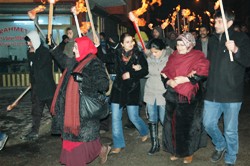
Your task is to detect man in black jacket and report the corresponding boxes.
[195,25,210,57]
[21,31,56,141]
[203,10,250,166]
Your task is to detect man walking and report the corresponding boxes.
[21,31,56,141]
[203,9,250,166]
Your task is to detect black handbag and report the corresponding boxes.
[76,56,110,120]
[79,90,110,120]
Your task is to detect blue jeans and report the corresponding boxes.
[203,100,242,164]
[111,103,148,148]
[147,100,165,125]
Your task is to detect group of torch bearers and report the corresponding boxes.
[3,0,250,166]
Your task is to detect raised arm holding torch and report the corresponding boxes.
[28,5,46,39]
[71,6,82,37]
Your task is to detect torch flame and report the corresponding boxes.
[183,25,188,32]
[172,11,177,17]
[137,18,147,27]
[129,0,149,27]
[176,5,180,12]
[148,23,154,30]
[47,0,57,4]
[188,15,196,22]
[128,0,163,29]
[76,0,87,14]
[214,0,220,10]
[161,18,169,29]
[167,5,181,32]
[204,11,211,17]
[171,15,176,23]
[133,0,149,17]
[80,22,91,35]
[187,12,196,22]
[150,0,162,6]
[182,9,191,18]
[129,12,146,27]
[130,0,162,27]
[28,5,46,20]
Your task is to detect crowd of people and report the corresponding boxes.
[1,8,250,166]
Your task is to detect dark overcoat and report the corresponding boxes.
[51,47,109,142]
[28,45,56,100]
[205,27,250,102]
[109,48,148,106]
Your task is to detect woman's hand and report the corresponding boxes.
[187,70,197,77]
[167,79,178,88]
[161,73,167,78]
[93,33,100,47]
[132,64,142,71]
[122,72,130,80]
[174,76,189,84]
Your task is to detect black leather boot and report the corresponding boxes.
[148,122,160,155]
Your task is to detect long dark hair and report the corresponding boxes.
[120,32,133,44]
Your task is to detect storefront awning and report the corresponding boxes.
[0,0,126,14]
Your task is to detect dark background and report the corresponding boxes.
[149,0,250,28]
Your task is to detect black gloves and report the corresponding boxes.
[161,75,169,89]
[188,74,207,85]
[71,72,83,82]
[46,35,56,49]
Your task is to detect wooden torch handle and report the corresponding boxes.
[6,86,31,111]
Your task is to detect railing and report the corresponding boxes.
[0,72,62,87]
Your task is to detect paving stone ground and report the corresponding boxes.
[0,85,250,166]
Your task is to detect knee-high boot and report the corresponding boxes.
[148,122,160,155]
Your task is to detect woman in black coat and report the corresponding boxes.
[161,33,209,164]
[51,36,111,166]
[109,33,149,154]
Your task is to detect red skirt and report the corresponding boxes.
[60,138,101,166]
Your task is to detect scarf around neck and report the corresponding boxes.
[50,54,95,136]
[161,49,209,102]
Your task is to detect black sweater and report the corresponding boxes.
[205,27,250,102]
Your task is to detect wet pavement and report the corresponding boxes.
[0,84,250,166]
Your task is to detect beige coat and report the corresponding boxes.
[144,48,172,105]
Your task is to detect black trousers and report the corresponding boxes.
[31,90,52,134]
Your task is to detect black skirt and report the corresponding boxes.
[162,90,207,157]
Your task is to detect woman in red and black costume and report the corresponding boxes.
[161,32,209,164]
[50,36,111,166]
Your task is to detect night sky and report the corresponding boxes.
[150,0,210,19]
[149,0,249,27]
[148,0,212,29]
